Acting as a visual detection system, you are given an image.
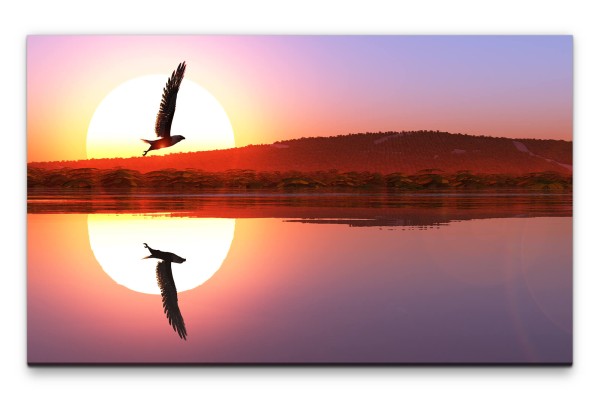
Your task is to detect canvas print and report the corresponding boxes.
[27,35,572,365]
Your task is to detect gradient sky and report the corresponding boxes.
[27,35,572,163]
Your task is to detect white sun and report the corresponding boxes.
[87,75,235,159]
[88,214,235,295]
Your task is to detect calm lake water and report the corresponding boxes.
[27,191,572,364]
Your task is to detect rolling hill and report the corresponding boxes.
[29,130,572,176]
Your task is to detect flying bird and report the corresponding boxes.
[143,243,188,340]
[141,62,187,156]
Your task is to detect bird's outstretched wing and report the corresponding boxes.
[155,260,187,340]
[154,61,186,138]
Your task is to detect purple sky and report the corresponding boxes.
[27,35,572,162]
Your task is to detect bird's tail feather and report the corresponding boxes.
[141,139,152,144]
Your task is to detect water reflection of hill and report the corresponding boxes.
[27,190,572,228]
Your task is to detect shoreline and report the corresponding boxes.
[27,167,572,192]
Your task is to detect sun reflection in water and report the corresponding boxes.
[87,214,235,294]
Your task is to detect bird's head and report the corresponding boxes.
[172,135,185,144]
[171,255,186,264]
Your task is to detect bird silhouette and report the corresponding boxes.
[141,62,187,156]
[143,243,188,340]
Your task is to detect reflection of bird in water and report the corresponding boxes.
[141,62,187,156]
[143,243,188,340]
